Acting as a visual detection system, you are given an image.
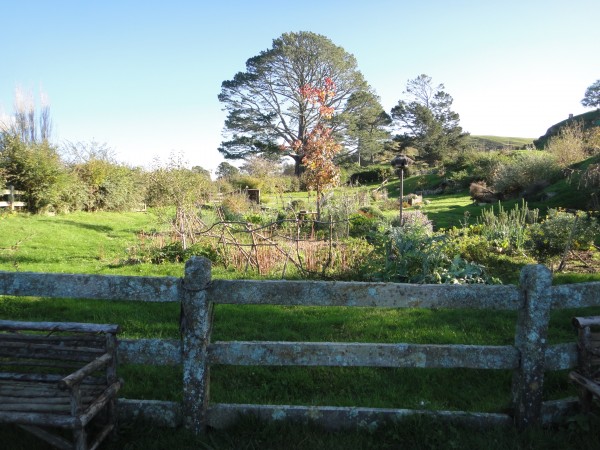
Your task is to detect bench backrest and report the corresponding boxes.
[573,316,600,378]
[0,320,120,381]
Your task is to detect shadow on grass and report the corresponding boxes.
[53,219,114,233]
[426,202,484,230]
[0,254,46,265]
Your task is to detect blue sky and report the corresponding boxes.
[1,0,598,173]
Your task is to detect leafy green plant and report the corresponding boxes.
[390,209,433,230]
[0,134,73,212]
[348,213,380,239]
[445,226,493,262]
[429,256,500,285]
[478,200,538,253]
[127,239,222,265]
[528,209,600,263]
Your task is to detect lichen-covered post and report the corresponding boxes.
[180,256,212,434]
[511,264,552,429]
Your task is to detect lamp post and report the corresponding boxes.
[391,155,413,226]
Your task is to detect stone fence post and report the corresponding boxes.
[512,264,553,428]
[180,256,213,434]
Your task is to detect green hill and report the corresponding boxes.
[468,135,534,150]
[534,109,600,149]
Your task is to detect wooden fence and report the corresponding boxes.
[0,186,25,210]
[1,256,599,432]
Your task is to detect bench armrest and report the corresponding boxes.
[573,316,600,329]
[59,352,113,390]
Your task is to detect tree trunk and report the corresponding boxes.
[292,155,305,177]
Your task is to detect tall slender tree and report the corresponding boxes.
[218,31,369,175]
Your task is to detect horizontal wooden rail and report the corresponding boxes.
[551,282,600,309]
[118,339,181,366]
[0,186,26,210]
[0,201,25,208]
[208,341,519,369]
[0,271,180,302]
[208,279,522,309]
[116,398,579,430]
[117,340,579,372]
[0,320,119,334]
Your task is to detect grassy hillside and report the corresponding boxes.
[534,109,600,149]
[468,135,534,150]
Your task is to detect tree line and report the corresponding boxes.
[218,31,600,176]
[0,97,214,214]
[218,31,467,174]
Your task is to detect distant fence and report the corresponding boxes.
[1,257,599,433]
[0,186,25,210]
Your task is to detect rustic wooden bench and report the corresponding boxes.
[0,320,123,450]
[569,316,600,413]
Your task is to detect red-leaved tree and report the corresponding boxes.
[289,78,341,219]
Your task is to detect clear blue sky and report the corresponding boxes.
[1,0,598,173]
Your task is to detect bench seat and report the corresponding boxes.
[0,320,122,450]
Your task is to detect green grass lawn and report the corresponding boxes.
[1,207,600,448]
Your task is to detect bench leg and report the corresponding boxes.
[581,388,594,413]
[18,425,72,450]
[74,428,87,450]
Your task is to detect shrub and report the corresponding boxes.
[462,150,509,185]
[71,162,146,212]
[429,256,500,285]
[313,237,376,280]
[289,199,307,211]
[478,200,538,253]
[528,209,600,262]
[374,209,498,284]
[546,122,589,167]
[445,227,492,263]
[348,213,381,239]
[229,174,263,191]
[357,205,384,219]
[131,239,222,265]
[221,193,254,221]
[146,156,213,208]
[390,209,433,230]
[370,188,388,202]
[244,213,265,225]
[469,181,499,203]
[348,165,394,184]
[492,151,560,197]
[0,134,72,212]
[446,169,470,188]
[579,163,600,191]
[379,198,399,211]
